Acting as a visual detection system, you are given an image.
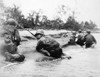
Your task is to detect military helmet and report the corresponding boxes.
[5,18,18,26]
[78,29,82,33]
[35,29,44,36]
[86,30,91,34]
[72,31,76,35]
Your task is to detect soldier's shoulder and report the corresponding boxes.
[40,35,51,39]
[38,36,46,42]
[39,36,55,43]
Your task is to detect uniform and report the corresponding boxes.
[76,32,84,46]
[1,19,25,62]
[68,32,76,45]
[36,36,63,58]
[84,33,96,48]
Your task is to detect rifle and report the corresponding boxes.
[25,29,35,37]
[18,25,36,37]
[13,26,36,46]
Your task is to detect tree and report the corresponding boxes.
[89,20,97,29]
[84,20,97,30]
[4,5,24,28]
[64,16,81,31]
[27,10,42,29]
[4,4,97,30]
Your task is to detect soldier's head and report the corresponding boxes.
[86,30,91,34]
[4,18,19,27]
[35,29,44,40]
[72,31,76,35]
[78,29,82,33]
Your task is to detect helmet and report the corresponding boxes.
[86,30,91,34]
[5,18,18,26]
[72,31,76,35]
[78,29,82,33]
[35,29,44,36]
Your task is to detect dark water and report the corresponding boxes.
[0,34,100,77]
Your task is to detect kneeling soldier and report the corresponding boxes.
[35,29,71,59]
[2,18,25,62]
[84,30,97,48]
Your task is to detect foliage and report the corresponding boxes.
[63,16,81,31]
[84,20,97,30]
[4,5,97,30]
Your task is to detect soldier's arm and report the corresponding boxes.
[36,40,44,52]
[36,40,50,56]
[5,51,20,61]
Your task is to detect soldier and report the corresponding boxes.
[68,31,77,45]
[35,29,71,59]
[61,31,77,48]
[2,18,25,62]
[76,30,84,47]
[84,30,97,48]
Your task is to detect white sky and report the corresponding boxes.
[3,0,100,27]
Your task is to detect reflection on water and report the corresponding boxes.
[0,34,100,77]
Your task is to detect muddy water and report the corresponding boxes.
[0,34,100,77]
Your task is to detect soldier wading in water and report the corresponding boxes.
[84,30,97,48]
[2,18,25,62]
[35,29,71,60]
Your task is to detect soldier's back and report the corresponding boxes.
[39,36,60,50]
[85,34,95,43]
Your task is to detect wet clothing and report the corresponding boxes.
[84,34,96,48]
[11,55,25,62]
[76,33,84,46]
[1,24,24,62]
[3,25,21,46]
[36,36,63,58]
[4,39,25,62]
[5,51,25,62]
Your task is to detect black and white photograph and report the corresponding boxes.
[0,0,100,77]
